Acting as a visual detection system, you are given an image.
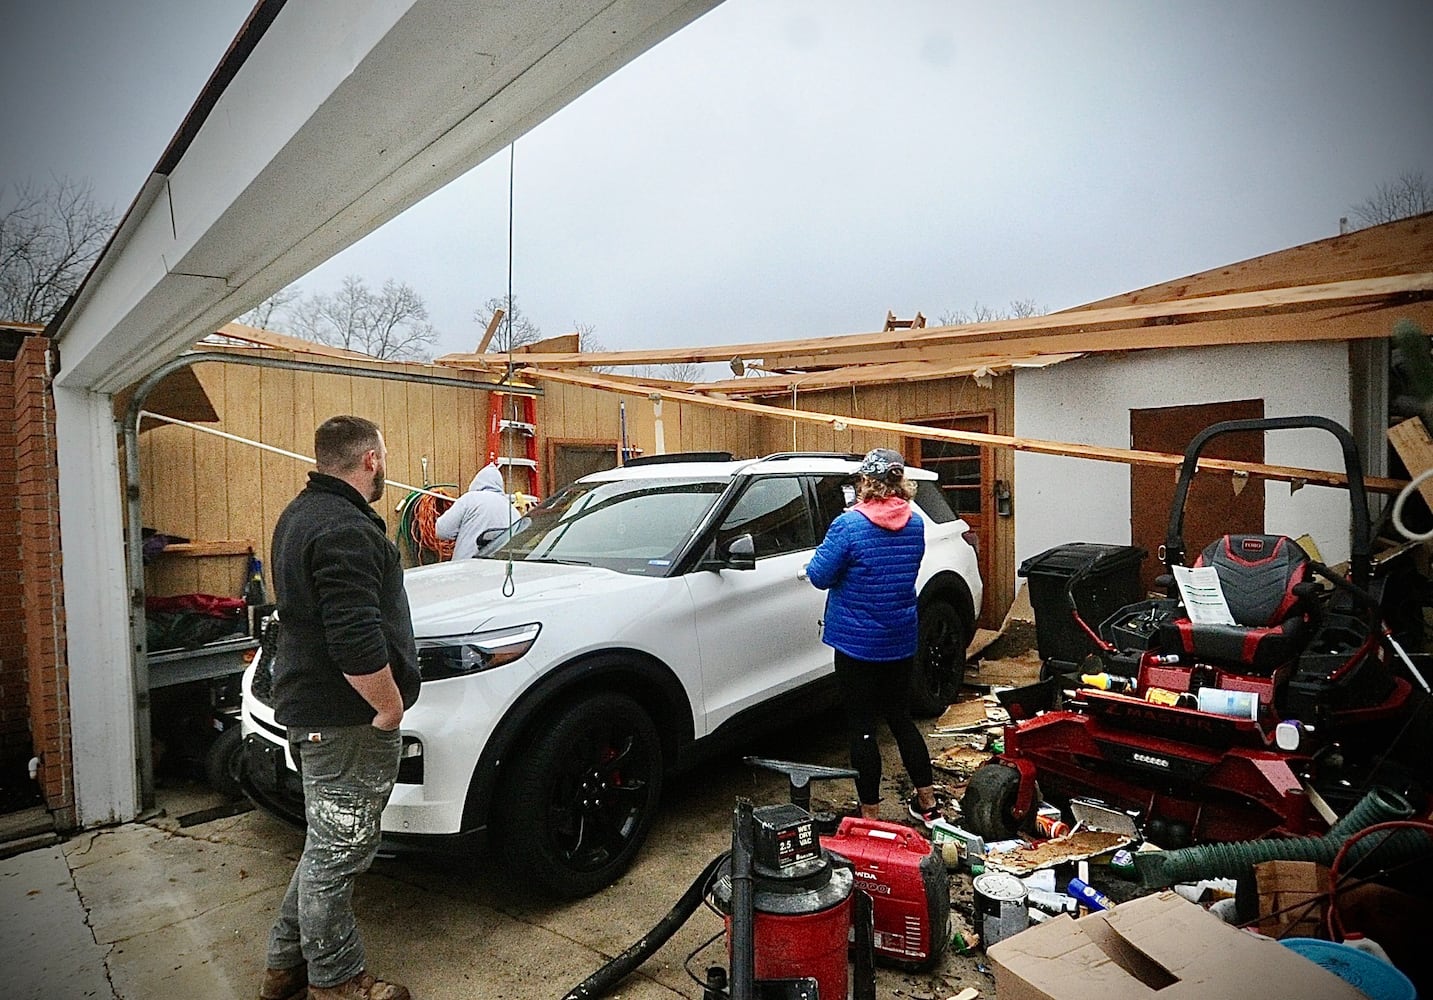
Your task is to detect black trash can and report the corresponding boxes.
[1018,542,1147,668]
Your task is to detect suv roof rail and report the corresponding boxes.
[755,451,865,463]
[621,451,735,467]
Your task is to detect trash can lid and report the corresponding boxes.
[1279,938,1416,1000]
[1018,542,1147,578]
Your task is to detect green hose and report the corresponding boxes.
[1135,787,1427,887]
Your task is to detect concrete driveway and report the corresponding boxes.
[4,710,995,999]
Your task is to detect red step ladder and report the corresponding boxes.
[486,391,539,494]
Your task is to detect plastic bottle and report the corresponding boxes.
[1340,934,1393,964]
[1080,672,1135,693]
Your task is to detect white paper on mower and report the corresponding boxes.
[1172,565,1236,625]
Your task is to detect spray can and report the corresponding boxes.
[1066,877,1115,912]
[1027,888,1079,915]
[1034,813,1071,839]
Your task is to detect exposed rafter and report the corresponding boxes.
[435,271,1433,373]
[451,364,1408,495]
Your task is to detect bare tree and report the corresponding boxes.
[474,295,541,353]
[658,362,703,382]
[0,177,116,323]
[571,320,612,374]
[1349,170,1431,229]
[289,274,438,360]
[238,286,300,330]
[938,299,1045,325]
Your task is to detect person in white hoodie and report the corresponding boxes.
[435,463,520,559]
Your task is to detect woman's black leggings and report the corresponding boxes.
[833,650,934,806]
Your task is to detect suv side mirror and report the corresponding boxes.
[723,534,757,571]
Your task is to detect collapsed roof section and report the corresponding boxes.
[433,212,1433,397]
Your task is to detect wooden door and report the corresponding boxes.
[905,413,995,627]
[548,440,619,495]
[1130,399,1265,593]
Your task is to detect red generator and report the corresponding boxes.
[822,817,949,969]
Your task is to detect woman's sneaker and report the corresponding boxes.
[907,795,941,828]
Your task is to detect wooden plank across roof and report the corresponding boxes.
[434,271,1433,373]
[460,364,1408,496]
[213,322,381,361]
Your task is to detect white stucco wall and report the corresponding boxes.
[1012,342,1353,604]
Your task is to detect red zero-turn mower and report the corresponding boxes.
[963,416,1432,847]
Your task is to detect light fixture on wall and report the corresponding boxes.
[994,479,1013,517]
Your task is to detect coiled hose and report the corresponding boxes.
[560,850,730,1000]
[1135,786,1430,887]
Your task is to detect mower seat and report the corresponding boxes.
[1160,534,1313,671]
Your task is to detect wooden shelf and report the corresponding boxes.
[157,540,253,558]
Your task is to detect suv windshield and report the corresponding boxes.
[482,477,727,575]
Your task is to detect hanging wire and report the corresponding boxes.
[502,140,518,597]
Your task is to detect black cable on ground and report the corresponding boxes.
[559,850,731,1000]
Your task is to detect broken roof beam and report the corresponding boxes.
[762,300,1433,372]
[501,365,1408,496]
[433,272,1433,372]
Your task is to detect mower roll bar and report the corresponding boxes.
[1163,415,1372,590]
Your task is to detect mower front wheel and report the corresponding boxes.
[962,762,1029,841]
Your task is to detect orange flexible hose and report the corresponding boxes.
[410,489,456,562]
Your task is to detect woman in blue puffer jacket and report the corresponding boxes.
[807,447,940,826]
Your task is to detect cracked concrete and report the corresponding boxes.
[0,714,996,999]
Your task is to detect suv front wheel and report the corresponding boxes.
[496,692,664,898]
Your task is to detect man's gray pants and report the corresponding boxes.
[266,723,401,988]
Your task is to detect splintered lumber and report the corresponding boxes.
[475,308,505,353]
[216,322,378,361]
[482,365,1409,495]
[434,272,1433,371]
[1388,417,1433,510]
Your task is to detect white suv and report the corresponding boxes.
[240,452,981,896]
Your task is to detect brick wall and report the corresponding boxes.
[0,354,26,774]
[13,336,73,827]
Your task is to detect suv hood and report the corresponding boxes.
[402,558,656,637]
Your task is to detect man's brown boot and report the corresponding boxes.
[258,964,308,1000]
[310,971,410,1000]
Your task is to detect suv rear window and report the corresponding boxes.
[913,480,958,524]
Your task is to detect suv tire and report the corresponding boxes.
[911,598,970,718]
[496,692,664,898]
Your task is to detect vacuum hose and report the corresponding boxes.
[559,850,730,1000]
[1135,786,1429,887]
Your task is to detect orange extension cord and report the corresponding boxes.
[408,488,456,562]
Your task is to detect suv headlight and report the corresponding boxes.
[416,623,541,680]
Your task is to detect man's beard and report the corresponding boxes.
[368,463,386,502]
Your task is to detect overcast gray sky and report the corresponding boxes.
[3,1,1431,359]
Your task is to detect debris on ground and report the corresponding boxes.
[984,830,1134,876]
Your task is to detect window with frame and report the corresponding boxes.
[715,477,815,558]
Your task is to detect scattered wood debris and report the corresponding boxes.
[931,745,995,779]
[984,830,1133,875]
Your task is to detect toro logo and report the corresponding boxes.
[1241,538,1266,555]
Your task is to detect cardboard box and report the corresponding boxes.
[986,891,1365,1000]
[1254,860,1328,940]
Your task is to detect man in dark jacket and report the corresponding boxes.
[259,415,420,1000]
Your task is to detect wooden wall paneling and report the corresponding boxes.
[458,386,482,491]
[429,384,462,491]
[380,377,412,535]
[405,377,437,488]
[223,363,265,598]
